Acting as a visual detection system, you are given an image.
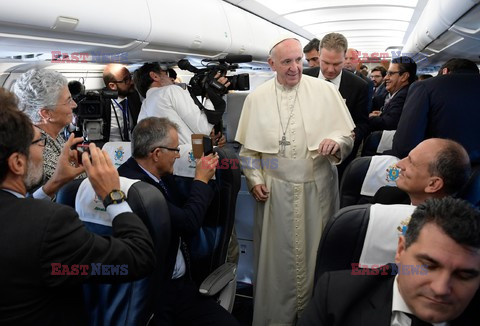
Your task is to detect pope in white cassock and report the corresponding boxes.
[235,37,355,326]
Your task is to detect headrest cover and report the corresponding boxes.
[359,204,416,267]
[361,155,400,196]
[172,143,215,179]
[102,142,132,168]
[75,176,140,226]
[377,130,396,153]
[173,143,196,178]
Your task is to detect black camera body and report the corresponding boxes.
[69,82,117,142]
[75,90,112,119]
[178,54,251,96]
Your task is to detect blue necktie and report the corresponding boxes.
[119,99,130,141]
[158,179,169,199]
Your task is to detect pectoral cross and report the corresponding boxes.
[279,135,291,156]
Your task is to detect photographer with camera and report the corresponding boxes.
[102,63,142,142]
[14,68,86,184]
[134,62,229,145]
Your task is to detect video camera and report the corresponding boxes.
[68,81,117,142]
[177,54,252,96]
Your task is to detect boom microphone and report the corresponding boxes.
[224,54,253,64]
[178,59,199,73]
[68,80,85,97]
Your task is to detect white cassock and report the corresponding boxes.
[235,75,355,326]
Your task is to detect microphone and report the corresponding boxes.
[68,80,84,97]
[224,54,252,64]
[178,59,199,73]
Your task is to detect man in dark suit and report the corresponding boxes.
[368,56,417,132]
[102,63,142,142]
[344,48,374,112]
[370,65,388,111]
[303,33,369,178]
[299,197,480,326]
[392,58,480,163]
[117,117,239,326]
[373,138,471,205]
[0,88,155,325]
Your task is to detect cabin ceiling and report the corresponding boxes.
[225,0,427,58]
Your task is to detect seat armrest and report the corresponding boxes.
[199,262,236,296]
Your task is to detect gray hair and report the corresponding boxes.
[13,69,68,123]
[132,117,179,158]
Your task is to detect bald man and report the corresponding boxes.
[102,64,142,142]
[374,138,471,205]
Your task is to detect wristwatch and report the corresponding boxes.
[102,189,126,208]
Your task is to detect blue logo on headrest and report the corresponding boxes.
[114,146,125,163]
[386,164,400,183]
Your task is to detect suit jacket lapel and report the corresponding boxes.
[360,276,394,326]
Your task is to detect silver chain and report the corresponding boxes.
[274,81,299,138]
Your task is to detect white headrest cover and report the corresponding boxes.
[359,204,416,267]
[102,142,132,168]
[75,176,140,227]
[377,130,396,153]
[360,155,400,196]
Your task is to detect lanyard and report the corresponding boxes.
[113,99,130,125]
[112,99,130,141]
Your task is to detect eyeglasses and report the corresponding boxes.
[386,71,402,76]
[31,134,47,147]
[112,74,132,84]
[60,97,75,106]
[151,146,180,153]
[49,96,75,108]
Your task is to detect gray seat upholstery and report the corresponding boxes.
[224,92,248,151]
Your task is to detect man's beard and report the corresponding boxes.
[24,158,44,192]
[117,85,135,97]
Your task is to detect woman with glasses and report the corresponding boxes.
[13,68,85,183]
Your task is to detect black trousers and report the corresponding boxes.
[154,276,240,326]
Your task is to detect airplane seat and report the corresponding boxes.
[314,203,415,285]
[56,177,171,326]
[340,155,400,208]
[457,163,480,208]
[174,146,241,312]
[340,157,373,207]
[102,142,132,168]
[362,131,383,156]
[223,92,248,153]
[361,130,396,156]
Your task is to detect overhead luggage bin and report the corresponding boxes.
[142,0,231,60]
[0,0,151,60]
[402,0,479,64]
